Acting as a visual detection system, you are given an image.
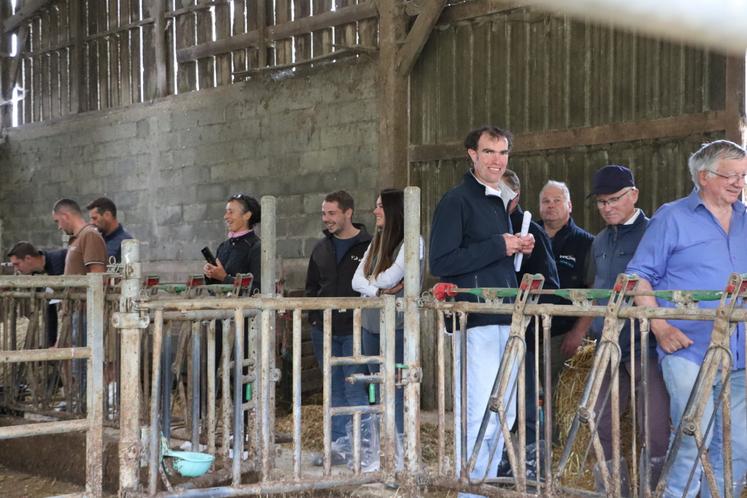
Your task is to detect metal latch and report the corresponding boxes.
[396,364,422,385]
[112,312,150,329]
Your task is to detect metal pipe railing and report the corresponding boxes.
[4,192,745,498]
[118,239,144,493]
[0,273,105,497]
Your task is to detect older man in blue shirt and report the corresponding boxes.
[626,140,747,498]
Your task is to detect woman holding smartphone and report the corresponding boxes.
[352,188,424,435]
[203,193,261,294]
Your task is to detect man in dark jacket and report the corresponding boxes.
[7,241,66,346]
[305,190,372,462]
[503,169,560,449]
[565,165,669,477]
[538,181,594,390]
[430,126,534,494]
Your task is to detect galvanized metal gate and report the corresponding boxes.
[0,273,106,498]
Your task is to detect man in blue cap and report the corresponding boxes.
[564,164,670,487]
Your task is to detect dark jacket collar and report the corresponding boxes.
[228,230,258,243]
[322,223,371,244]
[104,224,125,241]
[606,209,648,233]
[539,216,580,239]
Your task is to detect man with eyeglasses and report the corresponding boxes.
[627,140,747,497]
[564,165,670,487]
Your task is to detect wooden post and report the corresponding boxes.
[152,0,168,99]
[257,0,268,68]
[377,0,409,188]
[0,1,11,129]
[724,55,745,145]
[69,0,84,113]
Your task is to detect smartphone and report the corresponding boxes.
[201,246,217,266]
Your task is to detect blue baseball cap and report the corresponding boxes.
[590,165,635,196]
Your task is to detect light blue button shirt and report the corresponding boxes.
[626,188,747,369]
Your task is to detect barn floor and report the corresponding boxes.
[0,411,456,497]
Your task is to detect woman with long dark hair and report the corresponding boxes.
[352,188,424,435]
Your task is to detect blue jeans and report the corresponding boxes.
[453,324,517,498]
[310,327,370,442]
[361,327,404,434]
[661,355,747,498]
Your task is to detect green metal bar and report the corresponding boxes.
[455,287,724,303]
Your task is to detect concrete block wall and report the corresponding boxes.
[0,60,379,290]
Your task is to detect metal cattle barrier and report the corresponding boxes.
[0,273,106,498]
[423,270,747,498]
[0,277,121,420]
[1,188,745,498]
[114,195,413,497]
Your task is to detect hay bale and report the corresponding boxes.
[0,317,29,380]
[274,404,453,467]
[553,342,635,491]
[421,422,453,466]
[275,405,325,451]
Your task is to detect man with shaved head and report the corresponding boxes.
[52,198,107,275]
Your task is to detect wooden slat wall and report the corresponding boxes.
[175,2,197,93]
[5,0,378,125]
[410,6,738,410]
[312,0,332,58]
[410,7,730,237]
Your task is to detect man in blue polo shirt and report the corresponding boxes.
[627,140,747,497]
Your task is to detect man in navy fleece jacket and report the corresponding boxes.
[430,125,534,496]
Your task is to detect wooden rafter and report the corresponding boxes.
[176,2,377,64]
[395,0,447,77]
[437,0,531,25]
[409,111,731,162]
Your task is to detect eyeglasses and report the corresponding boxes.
[596,188,633,208]
[706,169,747,184]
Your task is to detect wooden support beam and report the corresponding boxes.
[437,0,531,25]
[176,2,377,63]
[409,111,730,162]
[3,25,27,107]
[0,1,11,129]
[152,0,167,98]
[233,46,364,78]
[165,0,229,18]
[3,0,52,33]
[69,0,84,113]
[257,0,268,69]
[395,0,446,77]
[724,55,745,145]
[378,0,409,188]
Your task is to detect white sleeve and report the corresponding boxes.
[352,246,379,297]
[367,237,424,289]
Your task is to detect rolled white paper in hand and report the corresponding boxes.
[513,210,532,272]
